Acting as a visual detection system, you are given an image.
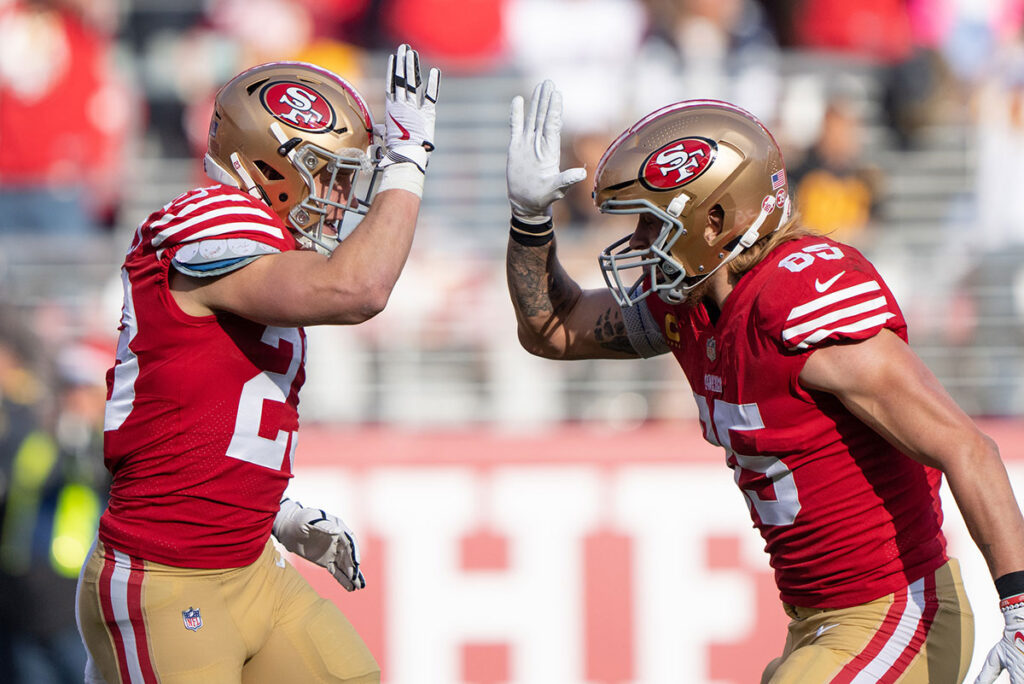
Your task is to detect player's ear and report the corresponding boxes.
[705,204,725,245]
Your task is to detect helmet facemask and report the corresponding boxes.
[599,198,690,307]
[272,123,381,255]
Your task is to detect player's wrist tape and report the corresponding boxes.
[379,162,425,197]
[996,571,1024,601]
[510,216,553,246]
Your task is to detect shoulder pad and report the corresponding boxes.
[171,238,279,277]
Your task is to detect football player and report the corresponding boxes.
[504,80,1024,683]
[76,45,439,684]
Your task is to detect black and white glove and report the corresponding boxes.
[378,43,441,198]
[506,79,587,225]
[272,498,366,591]
[976,594,1024,683]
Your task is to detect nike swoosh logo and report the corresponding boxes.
[814,271,845,293]
[389,113,411,141]
[815,623,840,638]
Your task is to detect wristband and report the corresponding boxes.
[510,216,553,246]
[1001,594,1024,614]
[996,570,1024,600]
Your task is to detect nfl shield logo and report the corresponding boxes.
[182,607,203,632]
[706,337,717,361]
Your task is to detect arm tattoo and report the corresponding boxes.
[593,307,636,354]
[507,241,578,320]
[507,242,555,318]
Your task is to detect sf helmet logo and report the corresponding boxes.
[261,82,335,133]
[640,137,717,190]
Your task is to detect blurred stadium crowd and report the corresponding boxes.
[2,0,1024,681]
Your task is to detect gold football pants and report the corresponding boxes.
[762,559,973,684]
[76,538,379,684]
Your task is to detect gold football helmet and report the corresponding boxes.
[594,100,792,305]
[204,61,378,254]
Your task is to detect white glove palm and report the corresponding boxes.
[378,43,440,196]
[507,80,587,224]
[976,598,1024,683]
[273,498,366,592]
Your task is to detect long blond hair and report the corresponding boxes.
[727,215,819,280]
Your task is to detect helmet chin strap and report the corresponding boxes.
[203,152,267,204]
[204,154,239,189]
[270,123,299,164]
[660,193,792,302]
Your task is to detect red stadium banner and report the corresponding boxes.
[284,420,1024,684]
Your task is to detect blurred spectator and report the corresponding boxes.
[755,0,801,48]
[789,0,964,148]
[292,0,383,50]
[0,0,136,233]
[793,0,914,61]
[0,310,43,683]
[118,3,206,156]
[0,329,109,684]
[879,46,959,149]
[384,0,505,72]
[947,30,1024,415]
[505,0,648,133]
[631,0,782,125]
[789,96,883,247]
[928,0,1023,84]
[138,0,375,185]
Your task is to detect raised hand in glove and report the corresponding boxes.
[272,497,366,591]
[507,79,587,225]
[976,594,1024,683]
[378,43,441,197]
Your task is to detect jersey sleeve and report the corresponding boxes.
[754,239,907,352]
[147,185,295,256]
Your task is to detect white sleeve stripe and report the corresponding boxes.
[148,214,174,230]
[154,206,278,244]
[786,281,881,320]
[177,193,274,220]
[181,222,287,243]
[152,207,283,246]
[149,192,270,230]
[788,312,896,350]
[783,296,889,341]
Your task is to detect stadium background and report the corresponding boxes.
[2,0,1024,682]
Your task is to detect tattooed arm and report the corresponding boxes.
[503,80,645,360]
[506,235,640,360]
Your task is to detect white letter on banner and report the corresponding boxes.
[613,465,764,683]
[367,466,601,684]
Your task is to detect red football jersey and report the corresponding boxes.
[646,235,947,609]
[100,184,305,568]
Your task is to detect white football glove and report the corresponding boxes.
[378,43,441,197]
[976,596,1024,683]
[272,498,366,592]
[507,79,587,225]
